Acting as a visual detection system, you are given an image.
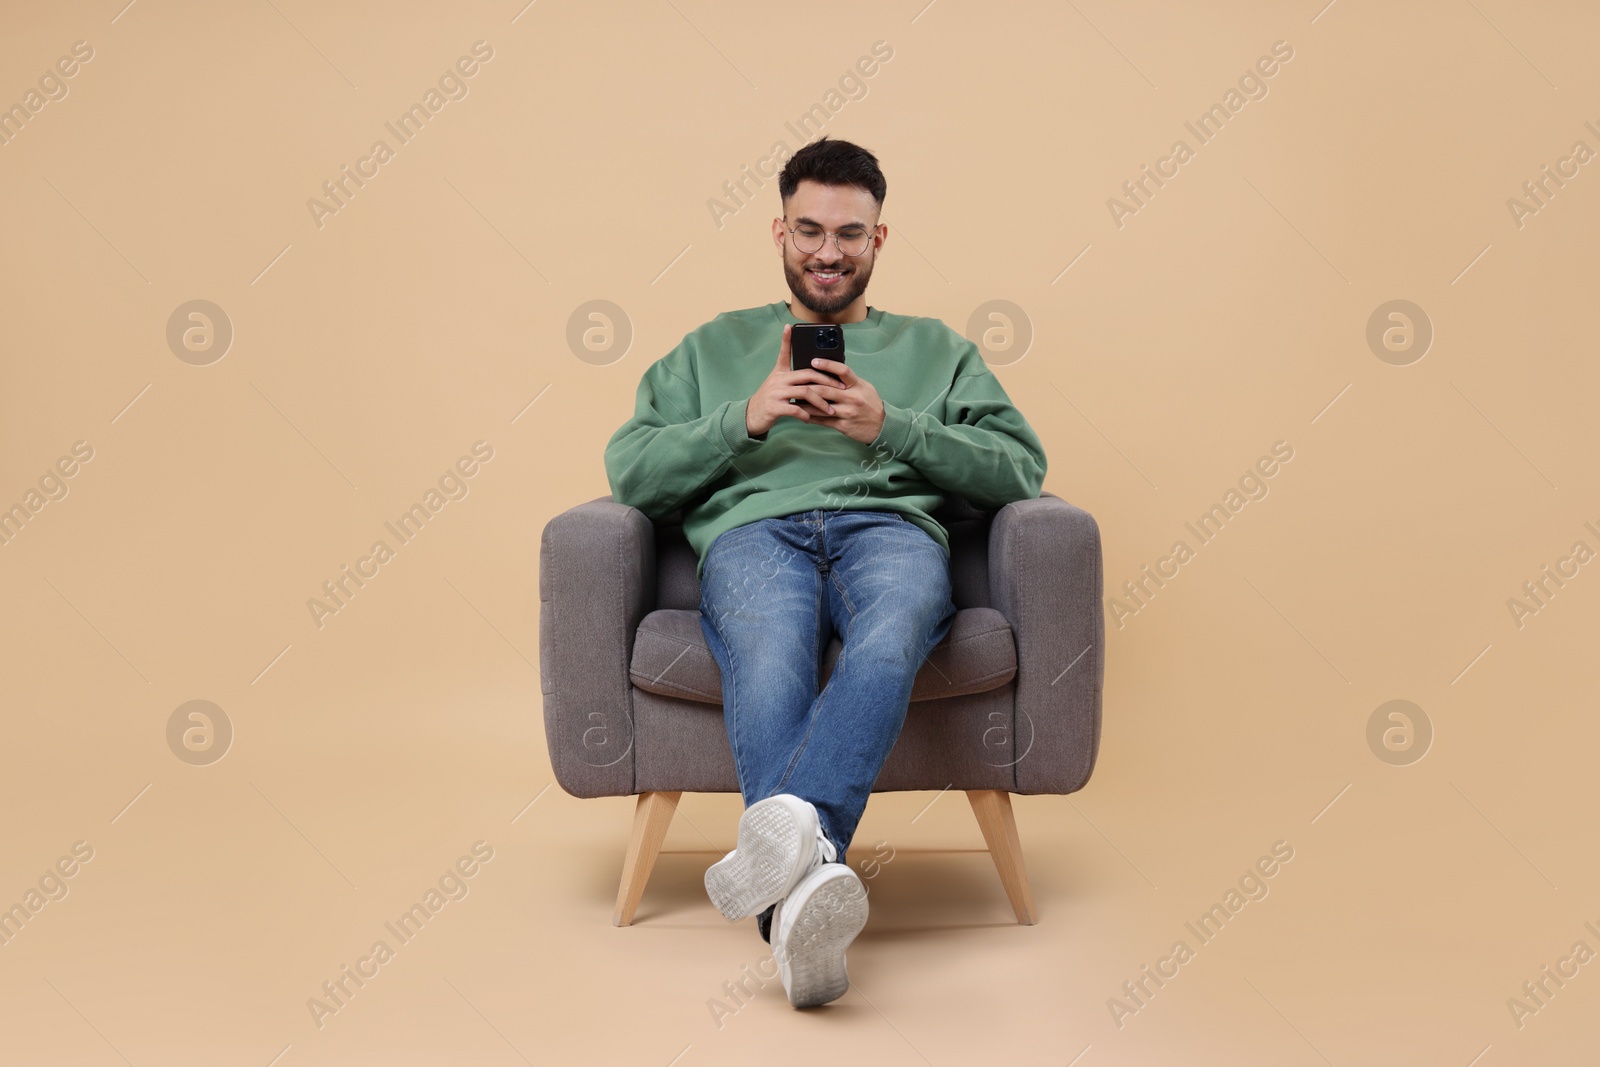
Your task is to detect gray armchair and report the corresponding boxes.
[539,492,1104,926]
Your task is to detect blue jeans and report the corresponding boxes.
[697,508,958,868]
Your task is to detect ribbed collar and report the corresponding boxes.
[771,301,884,332]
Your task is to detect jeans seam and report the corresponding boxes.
[705,577,750,802]
[774,583,851,794]
[829,564,856,618]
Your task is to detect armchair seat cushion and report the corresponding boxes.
[629,606,1017,707]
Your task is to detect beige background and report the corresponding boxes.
[2,1,1597,1064]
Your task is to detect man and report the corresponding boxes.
[603,137,1047,1008]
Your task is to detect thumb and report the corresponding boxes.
[776,323,791,368]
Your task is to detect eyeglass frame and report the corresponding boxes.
[781,216,879,258]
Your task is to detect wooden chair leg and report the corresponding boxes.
[614,791,681,926]
[966,789,1038,925]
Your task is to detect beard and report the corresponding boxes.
[782,253,873,318]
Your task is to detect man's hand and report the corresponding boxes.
[745,324,840,438]
[803,356,885,445]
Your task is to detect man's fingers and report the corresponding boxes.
[799,388,835,412]
[786,369,840,390]
[811,357,854,385]
[776,324,791,369]
[782,386,831,413]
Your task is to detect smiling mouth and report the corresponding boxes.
[809,268,849,284]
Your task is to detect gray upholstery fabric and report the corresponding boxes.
[630,606,1017,706]
[540,492,1102,800]
[539,500,653,797]
[988,496,1105,794]
[632,683,1021,795]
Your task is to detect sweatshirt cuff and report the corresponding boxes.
[872,400,916,461]
[718,398,761,456]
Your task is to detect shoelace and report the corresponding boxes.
[814,824,838,866]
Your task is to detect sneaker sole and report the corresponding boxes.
[704,796,817,921]
[779,867,868,1008]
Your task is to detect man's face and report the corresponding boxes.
[774,180,883,321]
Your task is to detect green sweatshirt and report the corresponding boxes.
[604,300,1048,580]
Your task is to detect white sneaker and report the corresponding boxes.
[705,794,836,922]
[771,862,869,1008]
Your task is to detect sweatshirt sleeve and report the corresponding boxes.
[603,334,763,518]
[870,356,1048,508]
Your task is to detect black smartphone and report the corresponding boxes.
[788,323,846,404]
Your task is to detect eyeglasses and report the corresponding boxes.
[784,218,874,257]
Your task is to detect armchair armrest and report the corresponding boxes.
[539,496,657,798]
[987,492,1105,794]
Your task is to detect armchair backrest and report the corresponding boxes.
[647,497,1000,612]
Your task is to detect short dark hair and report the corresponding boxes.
[778,137,887,214]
